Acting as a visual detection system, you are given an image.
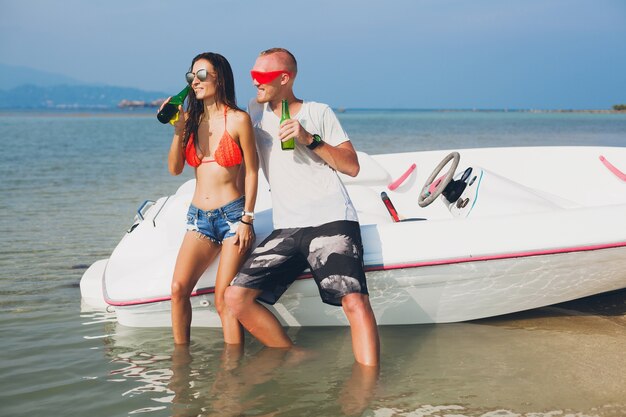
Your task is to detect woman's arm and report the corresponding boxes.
[164,101,186,176]
[238,111,258,213]
[234,111,258,253]
[168,130,185,175]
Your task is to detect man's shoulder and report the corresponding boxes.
[302,101,337,124]
[247,99,265,122]
[303,100,332,113]
[247,98,264,112]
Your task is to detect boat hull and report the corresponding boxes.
[113,244,626,327]
[80,146,626,327]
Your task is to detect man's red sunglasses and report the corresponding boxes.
[250,70,292,84]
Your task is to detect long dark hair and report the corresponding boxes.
[183,52,242,148]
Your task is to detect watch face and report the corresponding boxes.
[308,134,322,150]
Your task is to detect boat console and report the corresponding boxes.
[442,165,577,218]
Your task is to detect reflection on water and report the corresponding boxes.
[87,290,626,417]
[100,325,379,417]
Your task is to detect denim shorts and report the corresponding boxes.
[186,196,245,244]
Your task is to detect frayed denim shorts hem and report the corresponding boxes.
[185,196,244,245]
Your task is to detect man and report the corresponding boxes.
[224,48,379,366]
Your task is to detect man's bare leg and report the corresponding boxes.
[341,293,380,366]
[339,361,380,415]
[224,285,293,348]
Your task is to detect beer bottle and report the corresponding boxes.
[157,86,190,125]
[279,99,295,150]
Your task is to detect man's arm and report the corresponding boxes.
[305,135,359,177]
[279,119,360,177]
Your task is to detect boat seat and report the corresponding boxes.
[346,185,394,225]
[340,152,391,186]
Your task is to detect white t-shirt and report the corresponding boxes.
[248,99,358,229]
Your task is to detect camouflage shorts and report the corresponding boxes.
[231,220,368,306]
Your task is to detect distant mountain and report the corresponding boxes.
[0,63,85,90]
[0,63,168,109]
[0,84,168,109]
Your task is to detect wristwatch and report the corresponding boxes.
[307,134,323,150]
[241,211,255,220]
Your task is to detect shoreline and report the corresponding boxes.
[1,108,625,118]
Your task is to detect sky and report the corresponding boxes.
[1,0,625,110]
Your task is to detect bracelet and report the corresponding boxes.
[240,219,254,226]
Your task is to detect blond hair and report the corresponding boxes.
[259,48,298,74]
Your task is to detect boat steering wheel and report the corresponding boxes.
[418,152,461,207]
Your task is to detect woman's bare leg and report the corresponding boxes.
[214,238,248,345]
[171,232,220,344]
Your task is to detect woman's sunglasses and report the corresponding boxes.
[185,69,212,84]
[250,70,292,84]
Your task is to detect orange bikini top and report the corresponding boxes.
[185,107,243,168]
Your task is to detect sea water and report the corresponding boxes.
[1,110,625,417]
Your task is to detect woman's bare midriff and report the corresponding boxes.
[191,163,243,210]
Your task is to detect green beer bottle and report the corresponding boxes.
[157,85,190,125]
[280,99,295,150]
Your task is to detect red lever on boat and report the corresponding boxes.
[381,192,400,222]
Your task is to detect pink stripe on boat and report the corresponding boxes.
[599,155,626,182]
[388,163,416,190]
[367,241,626,271]
[104,240,626,306]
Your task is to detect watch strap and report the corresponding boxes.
[307,134,322,150]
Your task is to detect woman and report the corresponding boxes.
[164,52,258,345]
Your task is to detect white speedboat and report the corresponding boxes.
[80,146,626,327]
